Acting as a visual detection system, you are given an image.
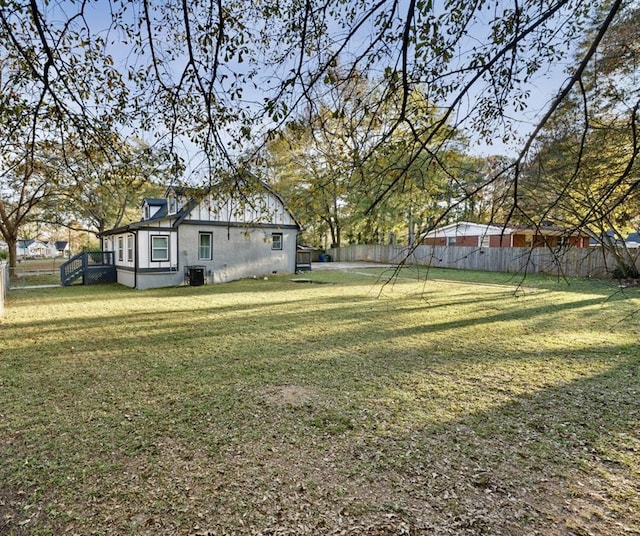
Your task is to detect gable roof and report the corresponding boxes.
[424,221,589,239]
[423,222,510,238]
[141,198,168,222]
[99,177,300,237]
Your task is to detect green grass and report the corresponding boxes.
[9,258,65,287]
[1,269,639,535]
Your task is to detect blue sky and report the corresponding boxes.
[35,1,586,165]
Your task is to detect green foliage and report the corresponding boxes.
[519,3,640,273]
[0,0,632,267]
[55,136,177,234]
[264,72,475,246]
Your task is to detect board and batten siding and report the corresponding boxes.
[328,244,638,278]
[184,192,296,226]
[137,229,178,270]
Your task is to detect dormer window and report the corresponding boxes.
[168,196,177,215]
[144,205,150,220]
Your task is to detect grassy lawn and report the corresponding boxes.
[8,258,66,287]
[1,268,639,535]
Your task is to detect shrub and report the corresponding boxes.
[612,263,640,280]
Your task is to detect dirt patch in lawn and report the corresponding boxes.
[262,384,319,407]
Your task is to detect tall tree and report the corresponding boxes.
[519,2,640,275]
[55,137,176,235]
[265,70,466,247]
[0,0,632,249]
[0,138,65,268]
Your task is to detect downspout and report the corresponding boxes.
[134,231,138,289]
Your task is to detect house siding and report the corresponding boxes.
[186,191,296,226]
[179,224,297,283]
[489,235,511,247]
[117,269,136,288]
[138,230,178,270]
[422,237,446,246]
[100,182,300,290]
[456,236,478,247]
[135,271,183,290]
[423,222,590,249]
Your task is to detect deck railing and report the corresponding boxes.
[60,251,116,286]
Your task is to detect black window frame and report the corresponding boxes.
[198,232,212,260]
[150,235,170,262]
[271,233,283,250]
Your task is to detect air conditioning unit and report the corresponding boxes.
[187,266,205,286]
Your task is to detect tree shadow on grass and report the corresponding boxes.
[1,305,638,536]
[340,351,640,534]
[0,287,614,378]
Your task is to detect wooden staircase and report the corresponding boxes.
[60,251,117,286]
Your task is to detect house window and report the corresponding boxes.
[127,235,134,261]
[151,235,169,262]
[272,233,283,250]
[118,237,124,261]
[447,236,456,246]
[199,233,212,260]
[168,196,177,215]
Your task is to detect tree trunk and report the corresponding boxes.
[6,236,17,269]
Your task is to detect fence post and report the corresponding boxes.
[0,262,7,317]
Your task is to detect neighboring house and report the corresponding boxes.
[54,241,70,257]
[98,179,301,290]
[590,231,640,248]
[625,232,640,248]
[421,222,590,248]
[17,239,58,258]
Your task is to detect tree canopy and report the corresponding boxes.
[519,1,640,274]
[0,0,638,260]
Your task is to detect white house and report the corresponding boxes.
[17,239,58,258]
[98,179,301,290]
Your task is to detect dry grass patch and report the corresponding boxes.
[0,271,639,535]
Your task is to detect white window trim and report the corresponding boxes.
[168,196,177,215]
[127,235,134,262]
[118,237,124,262]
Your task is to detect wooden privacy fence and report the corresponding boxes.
[328,244,639,278]
[0,262,8,317]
